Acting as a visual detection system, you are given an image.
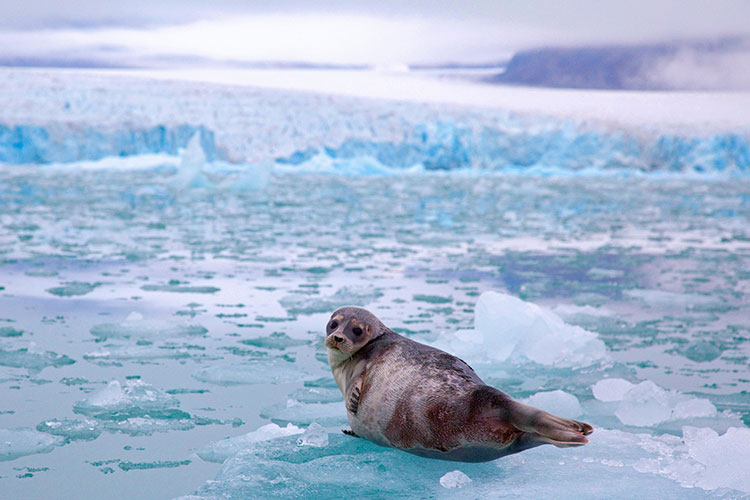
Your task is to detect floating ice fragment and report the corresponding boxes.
[46,281,100,297]
[71,380,194,434]
[524,390,583,418]
[197,423,303,463]
[434,291,609,368]
[0,346,75,372]
[591,378,635,402]
[615,381,672,426]
[439,470,472,489]
[260,401,346,427]
[89,317,207,340]
[172,133,211,191]
[681,426,750,492]
[239,332,310,350]
[192,359,312,386]
[36,418,101,442]
[75,380,179,414]
[296,423,328,448]
[0,428,62,462]
[614,380,717,427]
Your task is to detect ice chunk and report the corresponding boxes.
[240,332,310,350]
[615,381,672,426]
[172,133,211,191]
[0,345,75,373]
[682,426,750,492]
[671,399,717,420]
[75,380,179,415]
[89,317,207,340]
[36,418,101,443]
[524,390,583,418]
[45,281,100,297]
[434,291,609,368]
[192,359,312,385]
[72,380,193,435]
[0,428,62,462]
[296,423,328,448]
[591,378,635,402]
[614,381,717,427]
[440,470,472,489]
[260,401,346,427]
[197,423,303,463]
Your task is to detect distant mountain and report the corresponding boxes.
[490,38,750,91]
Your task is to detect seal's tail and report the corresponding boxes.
[508,400,593,447]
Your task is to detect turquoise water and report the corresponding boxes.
[1,164,749,499]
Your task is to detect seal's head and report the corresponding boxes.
[325,306,384,357]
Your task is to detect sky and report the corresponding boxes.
[1,0,749,67]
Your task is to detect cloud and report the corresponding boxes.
[637,44,750,90]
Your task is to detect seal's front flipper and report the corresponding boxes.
[509,400,593,447]
[342,429,359,438]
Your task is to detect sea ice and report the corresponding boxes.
[591,378,635,402]
[0,428,62,462]
[440,470,472,489]
[197,423,303,463]
[89,316,208,340]
[259,401,346,427]
[72,380,194,435]
[433,291,609,368]
[296,423,329,448]
[191,358,313,385]
[524,390,583,418]
[0,345,75,372]
[613,380,717,427]
[181,427,742,500]
[36,418,102,443]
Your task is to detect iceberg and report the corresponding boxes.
[433,291,610,368]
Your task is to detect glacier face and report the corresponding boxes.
[0,68,748,174]
[1,119,749,175]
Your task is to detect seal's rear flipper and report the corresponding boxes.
[508,400,593,447]
[342,429,359,438]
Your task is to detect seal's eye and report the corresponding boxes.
[329,321,338,330]
[352,327,363,336]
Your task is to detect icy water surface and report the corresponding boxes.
[1,165,749,499]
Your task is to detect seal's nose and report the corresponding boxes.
[333,335,344,343]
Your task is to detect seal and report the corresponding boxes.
[325,306,593,462]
